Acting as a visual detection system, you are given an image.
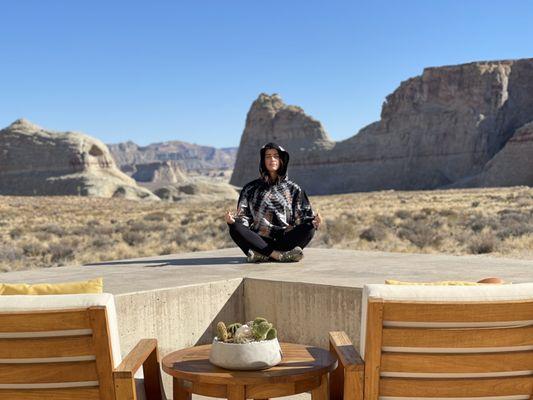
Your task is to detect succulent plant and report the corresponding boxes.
[253,317,267,325]
[266,327,277,340]
[227,323,242,336]
[252,321,273,341]
[216,321,228,342]
[215,317,277,343]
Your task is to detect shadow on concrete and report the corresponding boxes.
[195,280,245,346]
[84,256,246,267]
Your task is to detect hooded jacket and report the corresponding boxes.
[235,143,314,239]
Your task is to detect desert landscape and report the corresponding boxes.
[1,58,532,272]
[1,186,531,272]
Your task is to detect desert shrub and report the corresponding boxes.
[144,212,171,222]
[9,228,23,240]
[38,224,66,237]
[359,226,387,242]
[397,219,443,248]
[495,210,533,239]
[35,232,53,241]
[92,238,110,249]
[395,210,410,219]
[438,209,458,217]
[122,231,145,246]
[468,232,497,254]
[324,218,357,243]
[180,217,192,226]
[471,201,480,207]
[95,225,116,235]
[128,221,150,232]
[22,241,47,257]
[49,243,75,263]
[159,245,176,255]
[412,212,428,221]
[69,223,106,237]
[0,244,24,262]
[464,213,496,233]
[340,211,358,221]
[144,223,167,232]
[375,214,395,228]
[168,231,188,246]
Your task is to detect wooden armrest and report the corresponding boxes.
[329,331,364,400]
[114,338,165,400]
[115,339,158,376]
[329,331,364,371]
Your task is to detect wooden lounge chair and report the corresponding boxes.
[329,283,533,400]
[0,293,165,400]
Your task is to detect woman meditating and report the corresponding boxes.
[225,142,322,263]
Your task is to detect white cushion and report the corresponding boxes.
[0,293,122,367]
[360,283,533,358]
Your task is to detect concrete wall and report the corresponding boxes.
[244,278,363,349]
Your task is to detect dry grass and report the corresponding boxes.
[0,186,532,271]
[311,187,533,259]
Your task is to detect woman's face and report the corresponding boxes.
[264,148,280,174]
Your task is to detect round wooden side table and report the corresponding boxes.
[162,342,338,400]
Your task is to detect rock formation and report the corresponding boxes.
[131,161,187,184]
[231,58,533,194]
[0,119,159,200]
[456,121,533,187]
[108,140,237,172]
[154,180,238,203]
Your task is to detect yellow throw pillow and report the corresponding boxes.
[0,277,103,295]
[385,279,481,286]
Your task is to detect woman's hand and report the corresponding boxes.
[225,210,236,224]
[312,212,322,230]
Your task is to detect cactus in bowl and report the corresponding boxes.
[210,317,282,370]
[215,317,277,344]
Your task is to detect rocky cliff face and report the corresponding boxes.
[0,119,159,200]
[108,140,237,173]
[457,121,533,187]
[231,58,533,193]
[230,93,334,186]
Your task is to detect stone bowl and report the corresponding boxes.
[209,337,283,370]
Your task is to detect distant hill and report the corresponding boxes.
[107,140,237,173]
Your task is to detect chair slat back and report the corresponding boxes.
[365,298,533,400]
[0,306,115,400]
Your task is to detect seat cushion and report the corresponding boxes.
[385,279,482,286]
[0,293,122,366]
[0,277,103,295]
[360,282,533,358]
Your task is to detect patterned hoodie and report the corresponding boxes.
[235,142,314,239]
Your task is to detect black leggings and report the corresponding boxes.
[228,221,315,257]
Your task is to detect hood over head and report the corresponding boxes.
[259,142,290,183]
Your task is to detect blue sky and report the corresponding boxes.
[1,1,532,148]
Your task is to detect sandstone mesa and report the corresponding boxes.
[231,58,533,194]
